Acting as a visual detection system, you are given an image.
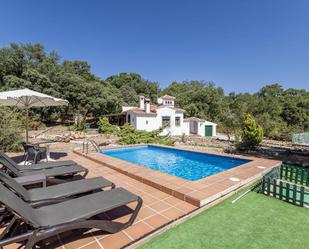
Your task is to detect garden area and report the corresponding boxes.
[142,188,309,249]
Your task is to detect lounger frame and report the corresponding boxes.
[0,197,142,249]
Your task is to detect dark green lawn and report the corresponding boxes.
[141,190,309,249]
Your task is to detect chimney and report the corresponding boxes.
[139,96,145,110]
[145,98,151,113]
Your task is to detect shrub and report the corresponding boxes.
[97,117,118,134]
[27,117,46,130]
[68,119,86,131]
[181,133,187,143]
[0,107,23,152]
[237,114,263,150]
[117,124,175,145]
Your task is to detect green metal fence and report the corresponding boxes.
[280,164,309,187]
[292,132,309,145]
[260,165,309,207]
[261,178,306,207]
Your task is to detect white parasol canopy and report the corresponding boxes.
[0,88,69,141]
[0,88,68,108]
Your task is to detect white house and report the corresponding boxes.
[184,117,217,137]
[121,95,217,137]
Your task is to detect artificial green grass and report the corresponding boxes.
[141,190,309,249]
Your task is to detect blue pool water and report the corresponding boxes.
[101,145,250,181]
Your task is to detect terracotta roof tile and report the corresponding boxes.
[124,106,157,115]
[183,117,205,122]
[123,104,185,115]
[160,95,176,100]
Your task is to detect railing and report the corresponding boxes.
[280,164,309,187]
[82,139,100,154]
[259,164,309,207]
[261,178,307,207]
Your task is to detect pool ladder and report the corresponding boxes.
[82,139,100,154]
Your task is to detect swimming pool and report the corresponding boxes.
[101,145,250,181]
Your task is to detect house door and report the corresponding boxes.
[190,121,198,134]
[205,125,213,136]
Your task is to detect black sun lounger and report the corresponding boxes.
[0,157,88,179]
[0,171,115,205]
[0,184,142,249]
[0,151,77,170]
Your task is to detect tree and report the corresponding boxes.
[105,72,159,103]
[0,42,309,141]
[220,108,240,141]
[0,107,23,151]
[238,114,263,150]
[98,117,118,134]
[161,80,225,122]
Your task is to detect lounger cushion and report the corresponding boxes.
[17,160,77,171]
[35,188,139,227]
[28,177,113,202]
[19,164,87,177]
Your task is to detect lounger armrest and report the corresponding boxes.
[15,173,47,187]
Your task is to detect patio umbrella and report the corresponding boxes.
[0,88,68,142]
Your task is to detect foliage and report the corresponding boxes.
[237,114,263,150]
[181,133,187,143]
[117,124,175,146]
[26,117,46,130]
[0,107,23,152]
[68,121,86,132]
[97,117,118,134]
[0,43,158,121]
[162,80,225,121]
[0,43,309,140]
[219,108,240,141]
[105,72,159,104]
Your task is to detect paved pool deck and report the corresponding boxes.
[76,145,281,207]
[3,146,281,249]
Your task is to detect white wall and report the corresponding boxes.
[125,107,189,136]
[197,121,217,137]
[126,112,137,129]
[156,107,187,136]
[182,122,190,135]
[163,99,174,106]
[197,122,205,136]
[124,106,193,136]
[136,115,158,131]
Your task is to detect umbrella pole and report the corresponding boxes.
[26,108,29,142]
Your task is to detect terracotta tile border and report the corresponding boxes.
[74,144,281,207]
[125,178,254,249]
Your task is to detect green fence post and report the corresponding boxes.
[295,168,299,184]
[300,186,305,207]
[300,168,304,186]
[293,184,297,205]
[267,178,271,196]
[283,165,287,179]
[279,181,283,200]
[286,182,290,203]
[273,179,277,198]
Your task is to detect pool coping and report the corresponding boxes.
[74,144,281,207]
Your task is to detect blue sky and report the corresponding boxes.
[1,0,309,93]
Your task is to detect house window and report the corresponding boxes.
[175,117,181,127]
[162,116,171,127]
[146,120,148,125]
